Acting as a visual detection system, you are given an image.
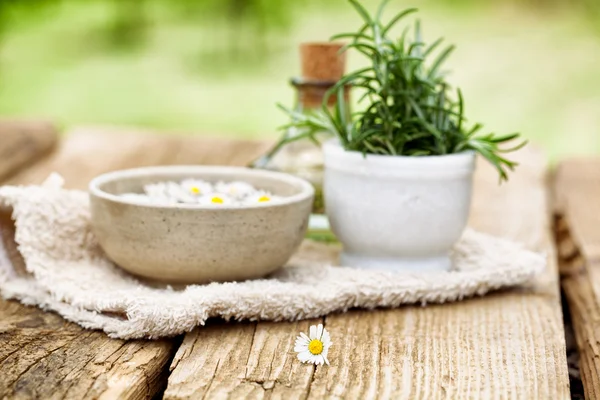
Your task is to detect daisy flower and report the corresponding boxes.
[128,179,282,206]
[246,191,281,204]
[294,324,332,365]
[215,181,257,200]
[144,182,169,198]
[181,179,214,197]
[143,182,180,204]
[198,193,234,206]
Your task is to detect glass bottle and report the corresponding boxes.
[253,79,347,213]
[251,42,348,217]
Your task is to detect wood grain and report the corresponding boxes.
[165,320,321,400]
[0,129,570,399]
[554,159,600,399]
[164,235,340,400]
[165,146,569,398]
[306,149,568,399]
[0,119,58,182]
[0,128,186,400]
[0,127,276,399]
[0,299,174,400]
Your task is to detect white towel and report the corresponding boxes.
[0,175,544,339]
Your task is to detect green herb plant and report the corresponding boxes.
[277,0,526,181]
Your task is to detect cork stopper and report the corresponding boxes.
[299,42,346,81]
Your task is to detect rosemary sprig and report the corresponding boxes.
[278,0,526,181]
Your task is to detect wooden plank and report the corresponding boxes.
[165,320,321,399]
[163,135,331,399]
[1,130,571,398]
[0,119,58,182]
[1,127,276,399]
[307,149,568,399]
[0,299,174,400]
[554,159,600,399]
[164,146,570,398]
[5,127,272,187]
[0,128,185,400]
[164,242,339,400]
[5,126,179,187]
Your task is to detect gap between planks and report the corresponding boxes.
[0,128,273,399]
[0,129,185,399]
[165,148,570,398]
[0,129,571,399]
[554,159,600,400]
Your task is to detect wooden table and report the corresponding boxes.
[0,122,587,399]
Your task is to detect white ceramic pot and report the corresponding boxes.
[323,140,476,272]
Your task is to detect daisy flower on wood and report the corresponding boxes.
[294,324,332,365]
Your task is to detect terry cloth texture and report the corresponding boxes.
[0,175,545,339]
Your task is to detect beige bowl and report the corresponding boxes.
[89,166,314,284]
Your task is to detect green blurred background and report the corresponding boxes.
[1,0,599,160]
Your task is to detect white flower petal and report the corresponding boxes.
[295,335,308,344]
[297,351,312,363]
[309,325,317,340]
[295,325,333,366]
[294,344,308,353]
[299,332,311,342]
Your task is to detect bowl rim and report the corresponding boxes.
[89,165,315,210]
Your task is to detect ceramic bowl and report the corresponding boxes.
[89,166,314,284]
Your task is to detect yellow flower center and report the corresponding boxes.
[258,195,270,202]
[211,196,224,204]
[190,186,201,195]
[308,339,323,355]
